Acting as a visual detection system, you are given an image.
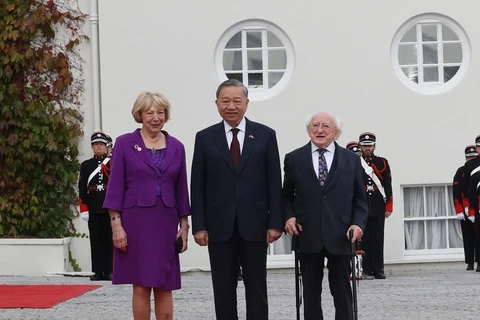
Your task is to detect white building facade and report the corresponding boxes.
[72,0,480,272]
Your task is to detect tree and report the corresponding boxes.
[0,0,88,237]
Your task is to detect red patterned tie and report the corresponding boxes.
[231,128,240,169]
[318,149,328,186]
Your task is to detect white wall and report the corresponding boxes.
[0,238,71,276]
[71,0,480,269]
[70,0,96,273]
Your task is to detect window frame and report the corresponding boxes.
[391,14,470,95]
[402,183,464,256]
[214,19,295,101]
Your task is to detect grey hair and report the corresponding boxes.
[305,111,343,140]
[215,79,249,99]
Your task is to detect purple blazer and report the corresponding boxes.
[103,128,190,218]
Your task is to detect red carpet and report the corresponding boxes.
[0,284,101,308]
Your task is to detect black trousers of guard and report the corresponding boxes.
[362,215,385,275]
[88,213,113,274]
[460,218,480,264]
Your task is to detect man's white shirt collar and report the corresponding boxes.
[311,141,336,154]
[224,117,246,134]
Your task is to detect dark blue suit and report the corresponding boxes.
[191,118,282,320]
[283,142,368,320]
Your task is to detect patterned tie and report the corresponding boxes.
[230,128,240,169]
[318,148,328,186]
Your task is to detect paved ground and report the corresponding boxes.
[1,262,479,319]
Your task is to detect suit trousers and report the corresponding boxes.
[460,218,480,264]
[88,213,113,274]
[362,215,385,275]
[208,223,268,320]
[300,248,353,320]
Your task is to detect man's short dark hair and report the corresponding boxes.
[215,79,248,99]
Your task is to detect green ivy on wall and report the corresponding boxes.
[0,0,88,238]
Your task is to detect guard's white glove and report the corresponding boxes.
[468,215,475,223]
[81,211,89,222]
[456,213,465,220]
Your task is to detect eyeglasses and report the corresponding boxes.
[310,122,333,131]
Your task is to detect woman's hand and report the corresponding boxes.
[112,222,128,252]
[176,222,189,253]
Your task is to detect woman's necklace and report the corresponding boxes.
[141,130,161,154]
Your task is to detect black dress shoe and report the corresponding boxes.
[476,265,480,272]
[90,273,103,281]
[374,273,386,279]
[363,274,375,280]
[103,272,113,281]
[467,264,474,271]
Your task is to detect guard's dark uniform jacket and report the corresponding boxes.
[453,164,479,266]
[79,155,110,214]
[78,154,113,279]
[453,166,467,215]
[464,156,480,225]
[453,165,474,219]
[362,155,393,215]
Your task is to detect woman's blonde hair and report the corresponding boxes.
[131,91,171,124]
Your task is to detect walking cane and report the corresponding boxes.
[293,230,302,320]
[349,229,359,320]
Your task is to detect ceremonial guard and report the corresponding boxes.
[358,132,393,279]
[346,141,362,155]
[463,135,480,272]
[453,145,479,271]
[78,131,113,281]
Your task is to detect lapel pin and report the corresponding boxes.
[134,144,142,151]
[248,135,254,139]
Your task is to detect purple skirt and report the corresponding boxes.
[112,196,181,290]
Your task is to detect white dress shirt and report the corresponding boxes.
[224,117,246,153]
[311,141,335,177]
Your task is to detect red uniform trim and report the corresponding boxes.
[79,198,88,213]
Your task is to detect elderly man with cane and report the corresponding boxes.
[283,111,368,320]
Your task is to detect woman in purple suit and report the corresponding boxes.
[104,91,190,320]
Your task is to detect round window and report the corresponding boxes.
[215,19,295,101]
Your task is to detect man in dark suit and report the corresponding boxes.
[190,79,283,320]
[283,111,368,320]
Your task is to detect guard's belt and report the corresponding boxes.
[88,184,108,192]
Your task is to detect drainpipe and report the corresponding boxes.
[89,0,102,131]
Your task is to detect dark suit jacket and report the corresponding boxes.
[283,142,368,255]
[190,118,283,242]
